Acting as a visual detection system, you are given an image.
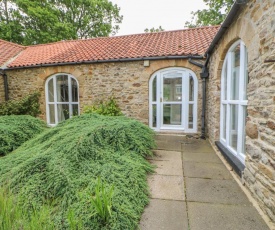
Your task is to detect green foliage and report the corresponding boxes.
[0,187,55,230]
[0,114,155,229]
[90,178,114,225]
[144,26,165,33]
[83,97,123,116]
[0,92,41,117]
[185,0,234,27]
[0,0,123,45]
[67,209,83,230]
[0,115,46,156]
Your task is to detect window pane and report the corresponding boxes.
[163,77,182,102]
[56,75,69,102]
[243,49,248,100]
[57,104,70,122]
[229,104,238,151]
[72,104,79,116]
[189,74,194,101]
[230,45,240,100]
[48,104,55,124]
[152,104,157,127]
[163,104,181,125]
[48,79,54,102]
[223,61,227,100]
[222,104,227,139]
[152,76,157,102]
[71,78,78,102]
[188,104,193,129]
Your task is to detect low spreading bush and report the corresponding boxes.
[0,114,155,229]
[0,92,41,117]
[0,115,46,156]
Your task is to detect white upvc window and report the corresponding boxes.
[149,67,198,133]
[220,40,248,164]
[45,73,79,126]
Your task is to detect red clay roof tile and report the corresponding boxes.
[5,26,220,68]
[0,39,25,67]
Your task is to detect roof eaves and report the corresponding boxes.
[7,54,204,70]
[205,1,248,55]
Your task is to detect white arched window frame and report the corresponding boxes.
[220,40,248,164]
[45,73,79,126]
[149,67,198,133]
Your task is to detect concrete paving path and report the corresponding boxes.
[139,134,270,230]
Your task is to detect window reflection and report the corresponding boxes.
[163,77,182,102]
[230,45,240,100]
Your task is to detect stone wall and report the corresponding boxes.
[0,76,4,103]
[5,59,202,132]
[207,0,275,223]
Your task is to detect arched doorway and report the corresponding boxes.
[149,67,198,132]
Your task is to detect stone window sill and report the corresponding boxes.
[215,141,245,178]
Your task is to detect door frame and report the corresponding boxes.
[149,67,198,133]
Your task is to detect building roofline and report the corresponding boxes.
[4,55,204,70]
[23,25,220,48]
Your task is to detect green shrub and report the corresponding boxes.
[0,114,155,229]
[83,97,123,116]
[0,92,41,117]
[0,115,46,156]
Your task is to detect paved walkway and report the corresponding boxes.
[139,134,270,230]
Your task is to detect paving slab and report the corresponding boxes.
[155,135,215,153]
[148,174,185,200]
[139,199,188,230]
[149,150,182,162]
[155,138,182,151]
[183,161,233,180]
[188,202,270,230]
[181,141,215,153]
[186,177,251,205]
[140,134,269,230]
[182,151,222,163]
[149,159,183,176]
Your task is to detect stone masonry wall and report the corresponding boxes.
[5,59,202,133]
[207,0,275,223]
[0,76,4,103]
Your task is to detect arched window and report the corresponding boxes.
[220,40,248,164]
[149,67,198,132]
[45,73,79,126]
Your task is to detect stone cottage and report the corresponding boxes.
[0,0,274,225]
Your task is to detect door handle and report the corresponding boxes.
[160,97,163,102]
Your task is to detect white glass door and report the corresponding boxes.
[149,67,198,133]
[161,71,184,129]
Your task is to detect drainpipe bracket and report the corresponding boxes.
[200,72,209,78]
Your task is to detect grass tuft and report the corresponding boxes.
[90,177,114,225]
[0,187,55,230]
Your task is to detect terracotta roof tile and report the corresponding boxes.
[0,39,25,67]
[7,26,220,68]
